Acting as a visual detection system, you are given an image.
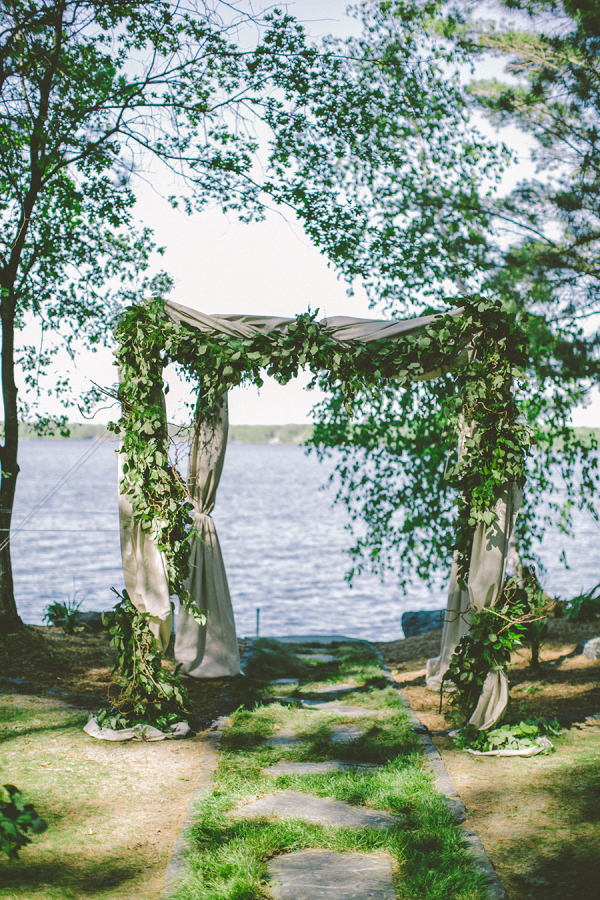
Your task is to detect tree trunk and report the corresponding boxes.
[0,301,22,629]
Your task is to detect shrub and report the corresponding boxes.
[43,597,83,634]
[0,784,47,859]
[565,584,600,622]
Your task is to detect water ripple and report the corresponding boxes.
[11,441,600,641]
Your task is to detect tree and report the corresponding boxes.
[0,0,325,627]
[262,0,510,589]
[463,0,600,332]
[454,0,600,563]
[264,0,599,590]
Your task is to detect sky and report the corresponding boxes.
[27,0,600,428]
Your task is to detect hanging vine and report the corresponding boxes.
[107,293,532,729]
[98,590,190,732]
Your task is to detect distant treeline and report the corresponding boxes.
[228,424,313,444]
[10,421,314,444]
[16,422,116,440]
[9,422,599,448]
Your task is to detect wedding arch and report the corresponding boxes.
[111,294,531,730]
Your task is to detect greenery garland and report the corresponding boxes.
[442,571,553,727]
[96,590,190,732]
[106,293,532,728]
[456,718,560,754]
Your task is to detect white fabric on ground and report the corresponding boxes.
[426,483,522,729]
[175,396,242,678]
[84,717,190,742]
[465,736,553,757]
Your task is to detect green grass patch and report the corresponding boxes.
[0,693,200,899]
[168,641,491,900]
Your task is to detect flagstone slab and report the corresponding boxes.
[267,728,302,747]
[330,725,366,743]
[273,678,300,685]
[231,791,398,830]
[265,761,381,776]
[267,850,397,899]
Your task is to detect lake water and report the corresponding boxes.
[11,440,600,641]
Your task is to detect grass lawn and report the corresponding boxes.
[4,622,597,899]
[168,641,491,900]
[381,621,600,900]
[0,693,212,900]
[435,719,600,900]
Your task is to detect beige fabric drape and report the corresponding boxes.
[426,483,522,729]
[174,395,241,678]
[118,386,173,653]
[166,302,445,342]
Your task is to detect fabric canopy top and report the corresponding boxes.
[165,301,469,382]
[166,301,450,343]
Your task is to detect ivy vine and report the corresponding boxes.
[0,784,47,859]
[97,590,190,731]
[442,571,552,727]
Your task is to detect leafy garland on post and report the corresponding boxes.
[106,294,532,728]
[441,571,553,728]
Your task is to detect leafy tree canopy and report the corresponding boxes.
[0,0,334,624]
[450,0,600,568]
[262,0,600,589]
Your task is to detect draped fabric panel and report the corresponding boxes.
[174,395,241,678]
[425,483,522,729]
[118,416,173,652]
[166,302,446,342]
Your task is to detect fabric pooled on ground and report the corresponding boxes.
[465,735,553,757]
[84,717,190,742]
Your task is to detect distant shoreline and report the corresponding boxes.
[9,422,315,445]
[6,422,600,447]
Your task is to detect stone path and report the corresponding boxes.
[222,635,505,900]
[266,761,381,776]
[330,724,366,742]
[302,682,358,696]
[300,701,371,715]
[267,727,302,747]
[232,790,399,829]
[231,639,399,899]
